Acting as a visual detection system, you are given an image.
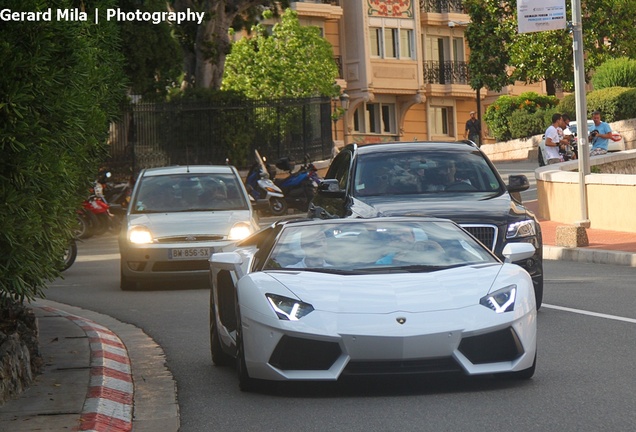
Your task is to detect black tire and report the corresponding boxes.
[503,353,536,380]
[61,239,78,272]
[92,212,110,236]
[538,149,546,167]
[210,302,233,367]
[235,303,256,391]
[75,213,92,240]
[269,197,288,216]
[534,274,544,311]
[120,268,138,291]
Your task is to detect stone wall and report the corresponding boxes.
[0,302,42,405]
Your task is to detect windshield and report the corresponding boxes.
[352,151,503,198]
[132,172,248,213]
[263,220,497,273]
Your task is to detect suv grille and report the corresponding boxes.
[461,224,498,251]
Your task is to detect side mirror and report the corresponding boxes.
[210,252,245,279]
[502,243,536,263]
[507,175,529,193]
[317,179,346,198]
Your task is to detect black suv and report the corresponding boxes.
[309,141,544,308]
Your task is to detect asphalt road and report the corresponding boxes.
[45,219,636,431]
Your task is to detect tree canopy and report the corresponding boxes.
[171,0,290,89]
[465,0,636,95]
[222,9,339,98]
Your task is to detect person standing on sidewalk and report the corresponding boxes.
[589,110,613,156]
[464,111,481,147]
[544,113,567,164]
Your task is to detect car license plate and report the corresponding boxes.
[169,248,211,260]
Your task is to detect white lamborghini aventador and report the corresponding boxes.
[209,217,537,390]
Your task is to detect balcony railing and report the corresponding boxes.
[420,0,466,14]
[423,60,469,85]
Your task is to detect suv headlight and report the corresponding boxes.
[480,285,516,313]
[266,294,314,321]
[128,226,153,244]
[506,219,536,239]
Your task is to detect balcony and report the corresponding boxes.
[419,0,466,14]
[423,60,469,84]
[291,0,343,19]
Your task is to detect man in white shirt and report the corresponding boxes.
[544,113,567,165]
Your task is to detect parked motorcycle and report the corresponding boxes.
[271,155,321,213]
[96,169,132,233]
[245,150,287,216]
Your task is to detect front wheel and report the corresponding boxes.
[269,197,287,216]
[61,239,77,271]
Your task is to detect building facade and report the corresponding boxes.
[290,0,548,148]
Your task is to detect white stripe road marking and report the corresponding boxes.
[543,304,636,324]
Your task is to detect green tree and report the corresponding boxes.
[465,0,636,95]
[222,9,339,98]
[0,0,126,302]
[171,0,290,89]
[592,57,636,89]
[118,0,183,100]
[465,0,513,92]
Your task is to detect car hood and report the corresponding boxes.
[127,211,253,238]
[266,265,502,313]
[351,193,527,224]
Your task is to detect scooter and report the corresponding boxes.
[272,155,322,213]
[245,150,287,216]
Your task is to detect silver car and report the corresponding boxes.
[119,165,259,290]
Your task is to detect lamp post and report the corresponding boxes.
[339,92,350,145]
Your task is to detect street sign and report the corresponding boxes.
[517,0,566,34]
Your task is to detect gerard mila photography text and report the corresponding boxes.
[0,8,205,25]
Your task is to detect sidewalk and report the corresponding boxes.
[525,200,636,266]
[1,215,635,432]
[0,299,179,432]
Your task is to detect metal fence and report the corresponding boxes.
[423,60,470,85]
[106,96,333,180]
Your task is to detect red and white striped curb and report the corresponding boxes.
[40,306,133,432]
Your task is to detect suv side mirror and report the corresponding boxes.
[317,179,346,198]
[507,175,529,193]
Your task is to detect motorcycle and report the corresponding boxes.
[271,155,322,213]
[96,169,132,233]
[245,150,287,216]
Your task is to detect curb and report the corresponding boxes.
[543,245,636,267]
[40,306,134,432]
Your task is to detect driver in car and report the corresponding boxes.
[426,160,471,191]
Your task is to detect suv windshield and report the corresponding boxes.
[353,151,502,197]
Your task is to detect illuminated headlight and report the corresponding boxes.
[506,220,536,239]
[266,293,314,321]
[228,222,253,240]
[480,285,517,313]
[128,226,153,244]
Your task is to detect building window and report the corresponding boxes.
[369,27,414,59]
[354,103,396,134]
[370,28,382,57]
[430,107,454,136]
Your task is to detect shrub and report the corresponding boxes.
[484,92,559,141]
[592,57,636,90]
[558,93,577,120]
[509,110,545,139]
[586,87,633,122]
